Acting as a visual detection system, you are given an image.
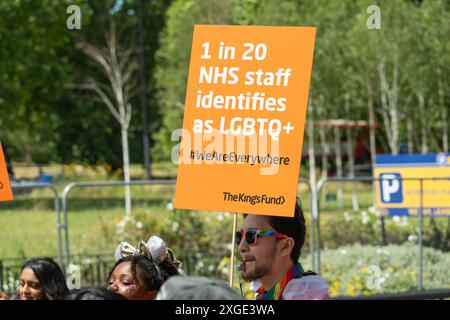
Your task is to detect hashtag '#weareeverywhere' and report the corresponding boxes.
[190,150,195,160]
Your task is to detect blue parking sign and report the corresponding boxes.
[374,153,450,217]
[379,173,403,203]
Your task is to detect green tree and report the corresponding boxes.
[152,0,236,161]
[0,0,87,163]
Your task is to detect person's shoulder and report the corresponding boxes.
[282,275,330,300]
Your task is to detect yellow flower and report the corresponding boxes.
[329,287,338,297]
[346,284,357,297]
[246,292,255,300]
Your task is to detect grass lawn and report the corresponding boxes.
[0,177,377,259]
[1,162,395,261]
[0,182,178,258]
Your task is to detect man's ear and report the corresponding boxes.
[280,237,295,257]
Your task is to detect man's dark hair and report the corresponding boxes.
[66,287,126,300]
[21,257,70,300]
[244,200,306,264]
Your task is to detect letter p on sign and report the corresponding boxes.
[380,173,403,203]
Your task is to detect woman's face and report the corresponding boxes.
[18,267,45,300]
[107,261,155,300]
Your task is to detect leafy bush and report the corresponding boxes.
[320,208,450,251]
[73,200,449,298]
[303,244,450,297]
[77,203,236,276]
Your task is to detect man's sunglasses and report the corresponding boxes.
[235,228,288,246]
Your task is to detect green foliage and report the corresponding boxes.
[73,203,236,278]
[315,244,450,296]
[0,0,171,167]
[153,0,450,159]
[1,0,449,164]
[152,0,236,161]
[320,208,450,251]
[0,0,86,162]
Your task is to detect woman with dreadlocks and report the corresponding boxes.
[106,236,181,300]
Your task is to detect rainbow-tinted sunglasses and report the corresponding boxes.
[235,228,288,246]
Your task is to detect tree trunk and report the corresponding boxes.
[438,79,448,153]
[407,116,413,154]
[345,95,359,211]
[121,125,132,217]
[390,62,400,155]
[319,127,328,179]
[80,20,135,217]
[367,80,377,206]
[139,0,151,179]
[319,125,329,203]
[317,95,329,203]
[333,113,343,208]
[418,93,428,154]
[307,97,318,221]
[378,61,400,155]
[426,96,439,152]
[442,103,448,153]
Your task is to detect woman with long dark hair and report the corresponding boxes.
[17,257,69,300]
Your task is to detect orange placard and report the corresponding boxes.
[0,143,13,202]
[174,25,316,217]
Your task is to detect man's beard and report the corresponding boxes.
[240,262,271,282]
[239,249,275,282]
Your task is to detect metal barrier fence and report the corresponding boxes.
[10,182,63,267]
[4,176,448,295]
[3,250,449,299]
[315,176,450,291]
[3,179,314,278]
[60,179,314,273]
[61,179,176,267]
[297,178,315,271]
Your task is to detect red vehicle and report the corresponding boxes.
[302,119,384,176]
